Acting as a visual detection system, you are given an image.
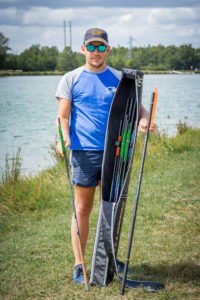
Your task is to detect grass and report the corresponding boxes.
[0,127,200,299]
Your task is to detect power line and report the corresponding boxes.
[128,35,136,58]
[63,20,72,50]
[63,20,66,48]
[69,20,72,50]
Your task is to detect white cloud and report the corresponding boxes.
[119,14,133,24]
[0,5,200,53]
[22,7,74,26]
[0,7,19,23]
[148,7,199,25]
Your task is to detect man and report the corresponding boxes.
[55,28,155,284]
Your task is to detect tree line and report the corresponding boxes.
[0,32,200,72]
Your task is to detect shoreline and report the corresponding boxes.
[0,70,199,76]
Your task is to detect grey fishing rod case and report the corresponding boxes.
[90,68,143,286]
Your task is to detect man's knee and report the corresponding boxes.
[76,203,92,217]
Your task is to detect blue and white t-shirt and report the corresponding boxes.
[56,66,121,150]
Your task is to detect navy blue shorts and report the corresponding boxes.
[70,150,104,187]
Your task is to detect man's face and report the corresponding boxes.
[81,41,110,71]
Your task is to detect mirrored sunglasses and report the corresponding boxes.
[86,44,107,53]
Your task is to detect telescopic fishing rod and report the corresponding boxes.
[120,88,158,295]
[114,115,128,201]
[109,97,130,202]
[114,96,136,202]
[113,96,135,202]
[112,93,139,260]
[58,117,90,292]
[120,100,137,187]
[109,120,122,202]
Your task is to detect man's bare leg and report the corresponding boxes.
[71,185,96,266]
[98,180,102,202]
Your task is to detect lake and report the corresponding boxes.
[0,74,200,175]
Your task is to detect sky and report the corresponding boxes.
[0,0,200,54]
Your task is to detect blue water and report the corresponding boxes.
[0,74,200,175]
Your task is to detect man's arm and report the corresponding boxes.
[139,104,156,133]
[56,98,72,155]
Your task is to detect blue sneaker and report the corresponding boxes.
[73,264,84,284]
[116,259,133,275]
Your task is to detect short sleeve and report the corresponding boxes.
[55,66,84,101]
[55,73,72,101]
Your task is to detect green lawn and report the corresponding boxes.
[0,128,200,299]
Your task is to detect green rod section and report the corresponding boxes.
[123,123,131,162]
[58,120,66,154]
[120,128,127,159]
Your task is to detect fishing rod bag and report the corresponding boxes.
[90,68,143,286]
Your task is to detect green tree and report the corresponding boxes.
[177,44,197,70]
[18,45,59,71]
[195,48,200,69]
[0,32,11,69]
[18,44,42,71]
[164,45,178,69]
[106,47,128,69]
[40,46,59,71]
[57,47,84,71]
[4,54,19,70]
[1,40,200,72]
[142,45,167,70]
[129,47,143,69]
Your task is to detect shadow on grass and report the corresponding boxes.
[128,262,200,284]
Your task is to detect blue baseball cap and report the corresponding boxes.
[83,28,109,45]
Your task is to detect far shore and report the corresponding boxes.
[0,69,199,77]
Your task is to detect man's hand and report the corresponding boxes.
[139,118,156,133]
[57,137,71,157]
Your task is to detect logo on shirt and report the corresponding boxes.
[106,86,117,93]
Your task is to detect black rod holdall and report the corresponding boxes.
[90,68,164,292]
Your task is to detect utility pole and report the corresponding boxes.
[128,35,135,58]
[69,20,72,50]
[63,20,66,48]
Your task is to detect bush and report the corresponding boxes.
[0,147,22,185]
[177,120,188,135]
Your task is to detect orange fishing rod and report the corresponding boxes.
[150,87,158,127]
[121,88,160,295]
